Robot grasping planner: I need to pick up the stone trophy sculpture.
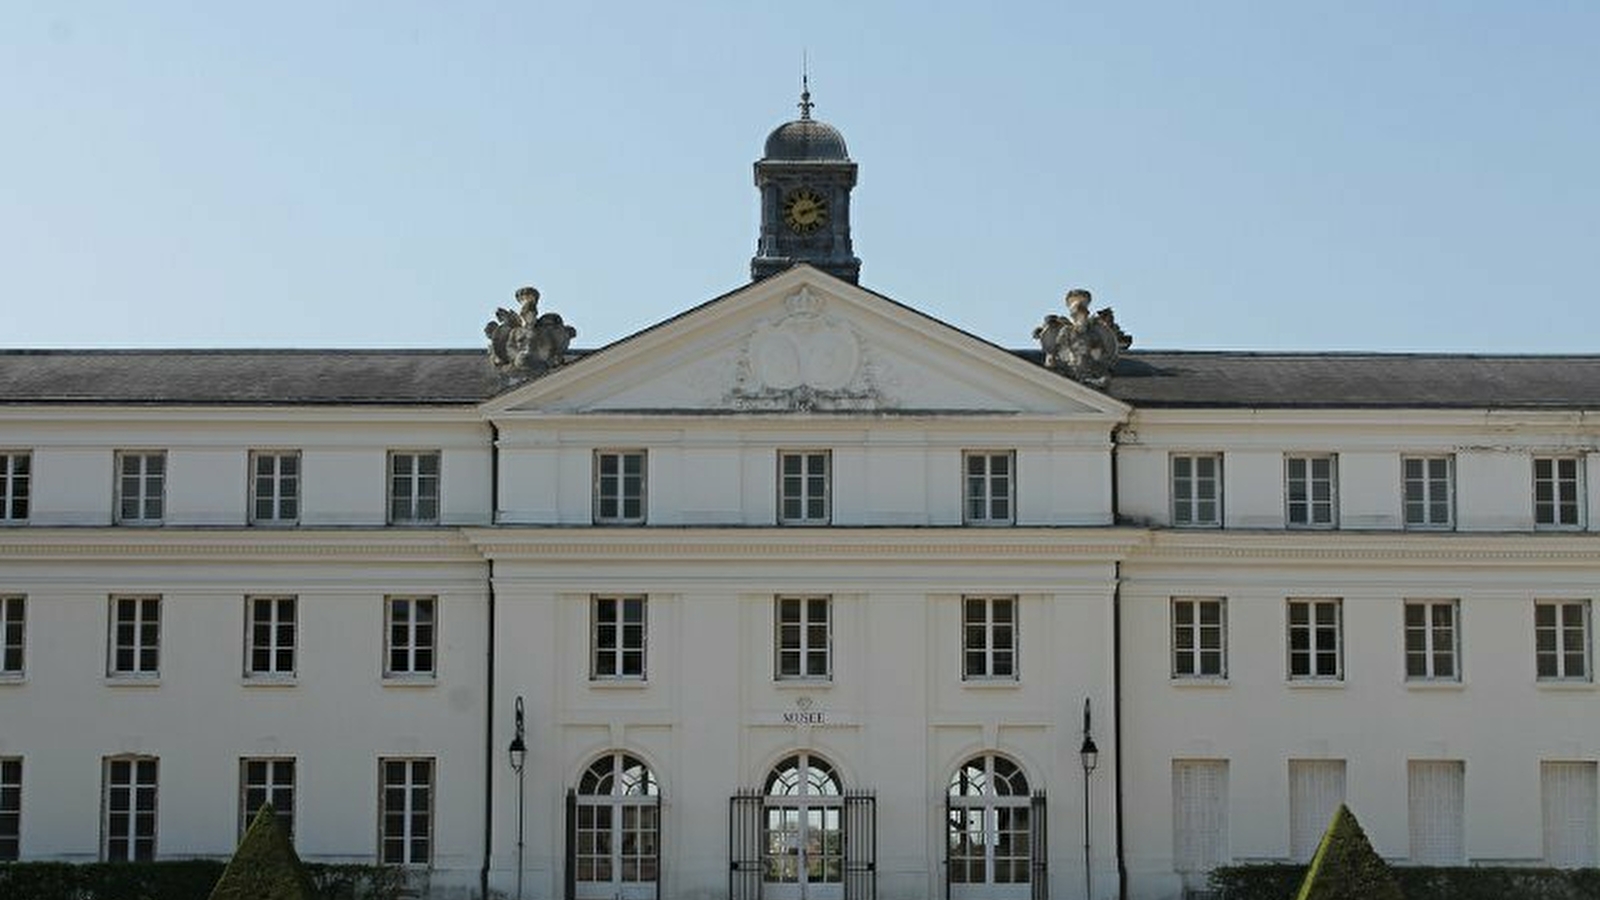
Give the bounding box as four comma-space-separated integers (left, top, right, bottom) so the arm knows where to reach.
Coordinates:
485, 286, 576, 379
1033, 289, 1132, 388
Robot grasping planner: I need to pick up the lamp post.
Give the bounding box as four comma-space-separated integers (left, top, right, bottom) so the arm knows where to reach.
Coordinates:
1079, 697, 1099, 900
508, 696, 527, 900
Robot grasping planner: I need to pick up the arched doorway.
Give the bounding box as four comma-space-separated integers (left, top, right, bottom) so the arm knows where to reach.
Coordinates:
947, 754, 1040, 899
569, 752, 660, 900
763, 752, 844, 900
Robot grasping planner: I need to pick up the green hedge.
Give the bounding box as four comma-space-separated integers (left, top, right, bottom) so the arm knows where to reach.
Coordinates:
0, 860, 411, 900
1213, 862, 1600, 900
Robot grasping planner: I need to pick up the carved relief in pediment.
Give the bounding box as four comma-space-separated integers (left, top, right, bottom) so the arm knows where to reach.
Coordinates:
728, 287, 889, 411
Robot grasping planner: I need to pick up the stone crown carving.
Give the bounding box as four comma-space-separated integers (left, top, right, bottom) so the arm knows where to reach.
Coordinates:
485, 286, 576, 379
1033, 289, 1132, 388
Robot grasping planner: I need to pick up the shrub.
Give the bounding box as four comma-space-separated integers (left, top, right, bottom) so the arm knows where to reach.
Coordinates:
208, 804, 316, 900
1214, 861, 1600, 900
1292, 804, 1403, 900
0, 858, 411, 900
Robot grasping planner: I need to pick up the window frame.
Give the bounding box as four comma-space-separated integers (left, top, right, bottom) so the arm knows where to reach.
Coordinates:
244, 596, 298, 681
0, 757, 19, 862
249, 450, 301, 526
1534, 455, 1585, 531
1535, 599, 1591, 682
777, 450, 831, 526
1286, 598, 1343, 682
962, 450, 1016, 526
0, 595, 23, 679
1284, 453, 1337, 529
101, 755, 158, 862
107, 595, 161, 679
1171, 453, 1223, 528
114, 450, 166, 526
592, 449, 648, 525
0, 451, 30, 524
1402, 454, 1455, 530
1171, 597, 1228, 681
961, 595, 1019, 681
590, 595, 647, 681
239, 757, 296, 841
774, 595, 832, 681
378, 757, 434, 866
1404, 599, 1461, 683
384, 596, 437, 680
387, 450, 441, 526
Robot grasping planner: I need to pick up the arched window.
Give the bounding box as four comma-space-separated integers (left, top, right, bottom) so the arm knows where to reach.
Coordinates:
948, 754, 1033, 896
573, 753, 659, 899
762, 753, 844, 897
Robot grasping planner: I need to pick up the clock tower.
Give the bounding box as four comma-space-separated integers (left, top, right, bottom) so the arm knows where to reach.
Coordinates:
751, 84, 862, 284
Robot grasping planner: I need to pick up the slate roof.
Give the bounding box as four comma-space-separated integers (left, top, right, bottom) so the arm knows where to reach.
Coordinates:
0, 348, 1597, 410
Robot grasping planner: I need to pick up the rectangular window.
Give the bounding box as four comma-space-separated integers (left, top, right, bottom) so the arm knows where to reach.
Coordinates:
1408, 760, 1465, 865
1172, 759, 1229, 874
1172, 598, 1227, 679
115, 451, 165, 525
245, 596, 297, 679
1536, 600, 1590, 681
385, 596, 436, 678
962, 596, 1017, 680
0, 758, 19, 861
102, 756, 158, 862
775, 595, 831, 680
379, 758, 433, 865
1, 596, 23, 677
0, 452, 29, 522
1542, 761, 1598, 868
1535, 456, 1585, 529
778, 451, 830, 525
591, 596, 647, 679
1287, 598, 1342, 681
108, 596, 160, 678
250, 451, 300, 525
1403, 455, 1454, 529
388, 451, 440, 525
1172, 454, 1222, 527
1404, 600, 1460, 682
1288, 759, 1346, 862
1285, 454, 1337, 529
240, 758, 295, 840
593, 450, 647, 524
964, 451, 1015, 525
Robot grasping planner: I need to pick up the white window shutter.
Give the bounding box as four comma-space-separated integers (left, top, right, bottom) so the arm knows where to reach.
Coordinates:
1408, 760, 1465, 864
1542, 761, 1598, 867
1173, 760, 1229, 873
1289, 760, 1346, 862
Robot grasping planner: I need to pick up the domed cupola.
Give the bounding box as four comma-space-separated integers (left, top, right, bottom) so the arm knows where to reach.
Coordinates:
751, 81, 862, 284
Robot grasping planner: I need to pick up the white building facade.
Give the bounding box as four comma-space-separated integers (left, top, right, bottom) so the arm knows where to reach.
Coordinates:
2, 101, 1599, 900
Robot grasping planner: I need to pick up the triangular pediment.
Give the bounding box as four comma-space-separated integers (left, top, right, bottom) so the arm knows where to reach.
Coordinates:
481, 266, 1129, 419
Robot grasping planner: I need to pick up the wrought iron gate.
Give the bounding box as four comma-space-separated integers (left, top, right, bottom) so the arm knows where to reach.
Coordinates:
842, 790, 876, 900
730, 789, 764, 900
1030, 790, 1049, 900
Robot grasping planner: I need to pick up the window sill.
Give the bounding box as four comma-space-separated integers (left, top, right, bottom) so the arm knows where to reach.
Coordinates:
0, 674, 26, 685
774, 679, 832, 689
1404, 680, 1465, 691
241, 676, 298, 687
249, 521, 301, 528
1285, 679, 1345, 689
961, 678, 1022, 689
381, 675, 438, 688
1535, 680, 1596, 691
1171, 677, 1230, 688
588, 678, 648, 690
105, 676, 161, 687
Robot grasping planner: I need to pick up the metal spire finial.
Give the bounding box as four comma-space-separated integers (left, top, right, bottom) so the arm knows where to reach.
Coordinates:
798, 52, 813, 120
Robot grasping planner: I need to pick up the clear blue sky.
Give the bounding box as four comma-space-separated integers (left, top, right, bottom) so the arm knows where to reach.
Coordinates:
3, 2, 1597, 352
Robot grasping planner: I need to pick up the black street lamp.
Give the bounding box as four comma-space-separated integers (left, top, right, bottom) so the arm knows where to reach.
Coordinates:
1080, 697, 1099, 900
508, 696, 527, 900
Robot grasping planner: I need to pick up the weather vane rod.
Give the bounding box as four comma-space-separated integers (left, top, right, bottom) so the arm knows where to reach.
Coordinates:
799, 50, 813, 119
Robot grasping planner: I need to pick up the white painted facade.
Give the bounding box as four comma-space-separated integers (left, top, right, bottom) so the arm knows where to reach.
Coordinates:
2, 266, 1599, 900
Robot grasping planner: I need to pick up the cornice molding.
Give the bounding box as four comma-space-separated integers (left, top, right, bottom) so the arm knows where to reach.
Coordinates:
1134, 530, 1600, 566
0, 529, 482, 563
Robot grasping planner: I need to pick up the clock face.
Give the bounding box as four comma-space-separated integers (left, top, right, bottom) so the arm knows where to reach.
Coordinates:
784, 188, 829, 234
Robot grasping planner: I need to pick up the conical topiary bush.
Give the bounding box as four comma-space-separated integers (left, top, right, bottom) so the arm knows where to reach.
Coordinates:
207, 804, 317, 900
1292, 803, 1404, 900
